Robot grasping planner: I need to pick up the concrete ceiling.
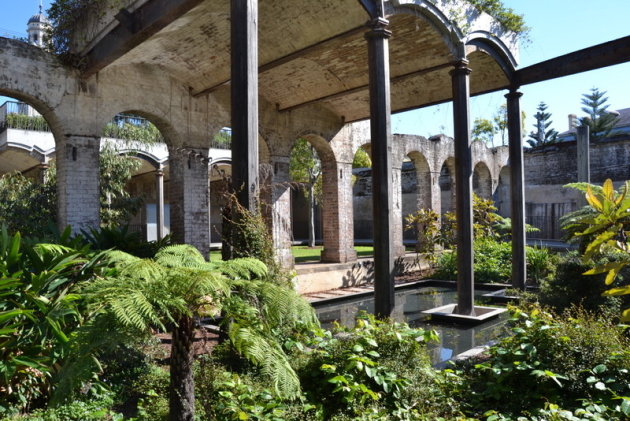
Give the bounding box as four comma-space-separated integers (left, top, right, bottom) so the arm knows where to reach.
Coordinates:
86, 0, 514, 122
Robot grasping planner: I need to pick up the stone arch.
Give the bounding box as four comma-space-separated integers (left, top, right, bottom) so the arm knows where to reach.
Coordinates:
473, 161, 493, 199
465, 32, 517, 79
386, 0, 465, 58
402, 151, 432, 242
98, 109, 179, 148
352, 141, 373, 242
439, 157, 456, 214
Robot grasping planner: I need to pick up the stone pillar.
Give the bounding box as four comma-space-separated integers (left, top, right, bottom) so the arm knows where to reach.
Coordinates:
506, 89, 527, 290
321, 160, 357, 263
169, 148, 210, 257
56, 135, 100, 233
430, 171, 442, 214
231, 0, 259, 211
37, 163, 50, 185
270, 155, 294, 268
156, 167, 165, 240
366, 15, 395, 318
391, 165, 405, 256
451, 60, 474, 316
576, 125, 590, 208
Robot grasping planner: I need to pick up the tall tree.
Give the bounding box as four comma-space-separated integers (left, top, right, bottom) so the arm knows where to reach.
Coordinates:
527, 102, 558, 147
472, 117, 496, 145
579, 88, 619, 141
289, 139, 321, 247
493, 104, 508, 146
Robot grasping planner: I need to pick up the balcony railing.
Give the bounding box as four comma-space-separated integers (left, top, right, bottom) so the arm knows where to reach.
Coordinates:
211, 128, 232, 150
0, 101, 51, 132
103, 114, 164, 144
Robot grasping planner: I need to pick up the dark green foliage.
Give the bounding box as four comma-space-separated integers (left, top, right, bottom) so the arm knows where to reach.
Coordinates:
292, 314, 446, 420
467, 0, 529, 36
434, 239, 556, 284
3, 113, 50, 132
99, 143, 143, 228
0, 230, 105, 415
81, 225, 172, 258
103, 121, 162, 144
0, 172, 56, 238
579, 88, 619, 141
455, 306, 630, 419
539, 251, 629, 315
527, 102, 558, 147
1, 392, 123, 421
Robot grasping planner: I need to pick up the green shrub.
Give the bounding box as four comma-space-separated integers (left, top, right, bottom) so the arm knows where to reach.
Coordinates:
434, 239, 557, 284
1, 393, 122, 421
456, 305, 630, 419
540, 251, 628, 315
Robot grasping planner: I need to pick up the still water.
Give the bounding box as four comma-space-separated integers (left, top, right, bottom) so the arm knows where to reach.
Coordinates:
313, 286, 509, 365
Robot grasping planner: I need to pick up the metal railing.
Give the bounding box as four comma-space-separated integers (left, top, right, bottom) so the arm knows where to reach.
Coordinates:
102, 113, 164, 144
211, 128, 232, 150
0, 101, 51, 132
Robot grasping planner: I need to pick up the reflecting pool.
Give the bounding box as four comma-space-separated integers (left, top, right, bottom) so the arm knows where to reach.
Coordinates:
313, 285, 509, 365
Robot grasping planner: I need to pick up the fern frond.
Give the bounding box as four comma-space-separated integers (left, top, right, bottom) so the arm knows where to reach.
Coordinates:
228, 323, 301, 399
205, 257, 268, 281
154, 244, 206, 268
99, 249, 142, 269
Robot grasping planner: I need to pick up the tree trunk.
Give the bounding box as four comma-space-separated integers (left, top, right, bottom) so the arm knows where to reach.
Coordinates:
308, 184, 315, 247
169, 315, 195, 421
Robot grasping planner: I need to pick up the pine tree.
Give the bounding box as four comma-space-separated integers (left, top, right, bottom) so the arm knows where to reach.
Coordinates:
579, 88, 619, 141
527, 102, 558, 147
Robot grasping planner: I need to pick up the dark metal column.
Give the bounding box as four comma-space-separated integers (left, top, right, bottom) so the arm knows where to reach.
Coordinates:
451, 60, 474, 316
231, 0, 259, 211
506, 89, 527, 290
366, 16, 395, 318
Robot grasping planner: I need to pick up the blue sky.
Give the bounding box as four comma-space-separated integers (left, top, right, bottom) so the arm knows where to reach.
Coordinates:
1, 0, 629, 144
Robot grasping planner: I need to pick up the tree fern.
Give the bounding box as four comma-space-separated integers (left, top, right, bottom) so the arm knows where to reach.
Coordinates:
228, 323, 301, 399
155, 244, 206, 268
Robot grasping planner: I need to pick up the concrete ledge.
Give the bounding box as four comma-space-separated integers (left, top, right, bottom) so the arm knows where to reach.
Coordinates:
294, 252, 431, 295
422, 304, 507, 325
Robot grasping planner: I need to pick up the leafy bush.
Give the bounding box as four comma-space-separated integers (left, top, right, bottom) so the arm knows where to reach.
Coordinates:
1, 392, 123, 421
0, 230, 105, 415
455, 306, 630, 419
539, 250, 628, 315
434, 239, 557, 284
0, 172, 56, 238
291, 314, 452, 420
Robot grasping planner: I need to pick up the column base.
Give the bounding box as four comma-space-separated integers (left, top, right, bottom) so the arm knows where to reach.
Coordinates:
275, 248, 295, 269
321, 247, 358, 263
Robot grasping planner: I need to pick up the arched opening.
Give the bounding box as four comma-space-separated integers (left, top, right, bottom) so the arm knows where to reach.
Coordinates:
209, 159, 231, 244
473, 161, 493, 199
0, 96, 57, 237
289, 137, 324, 250
439, 157, 456, 214
352, 143, 372, 243
404, 151, 432, 243
100, 112, 169, 238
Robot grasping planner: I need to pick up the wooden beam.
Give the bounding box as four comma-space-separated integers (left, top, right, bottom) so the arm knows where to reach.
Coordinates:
506, 89, 526, 290
82, 0, 204, 76
279, 62, 452, 112
367, 17, 395, 319
231, 0, 259, 211
192, 25, 366, 97
451, 59, 474, 316
514, 35, 630, 86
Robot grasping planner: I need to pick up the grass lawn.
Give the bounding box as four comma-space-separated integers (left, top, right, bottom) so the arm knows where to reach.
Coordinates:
209, 245, 416, 262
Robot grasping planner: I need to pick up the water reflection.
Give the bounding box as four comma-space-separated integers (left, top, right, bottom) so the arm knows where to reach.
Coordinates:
314, 286, 509, 365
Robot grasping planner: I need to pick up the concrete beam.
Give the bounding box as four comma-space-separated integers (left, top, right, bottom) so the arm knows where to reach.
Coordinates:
82, 0, 204, 76
514, 35, 630, 87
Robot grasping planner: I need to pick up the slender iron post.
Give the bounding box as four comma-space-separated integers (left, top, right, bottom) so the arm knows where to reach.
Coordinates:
366, 16, 395, 318
506, 88, 527, 290
451, 60, 474, 315
156, 167, 165, 239
231, 0, 259, 210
